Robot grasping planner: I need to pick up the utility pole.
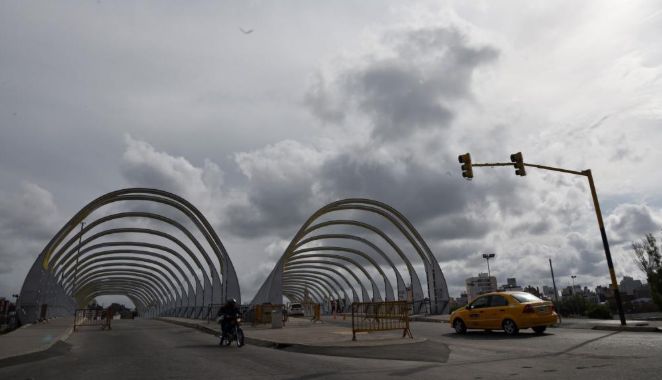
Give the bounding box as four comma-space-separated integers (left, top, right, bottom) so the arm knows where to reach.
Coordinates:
549, 258, 561, 323
459, 153, 627, 325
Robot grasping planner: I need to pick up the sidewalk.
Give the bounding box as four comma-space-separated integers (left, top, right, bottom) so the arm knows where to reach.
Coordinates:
0, 317, 74, 362
559, 317, 662, 332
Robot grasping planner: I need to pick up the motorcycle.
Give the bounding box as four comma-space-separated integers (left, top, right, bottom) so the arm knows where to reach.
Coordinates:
218, 314, 245, 347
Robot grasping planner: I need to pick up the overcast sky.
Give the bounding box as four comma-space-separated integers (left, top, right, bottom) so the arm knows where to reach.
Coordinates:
2, 1, 662, 305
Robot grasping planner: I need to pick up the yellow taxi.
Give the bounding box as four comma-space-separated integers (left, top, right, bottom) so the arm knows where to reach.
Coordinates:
450, 291, 559, 336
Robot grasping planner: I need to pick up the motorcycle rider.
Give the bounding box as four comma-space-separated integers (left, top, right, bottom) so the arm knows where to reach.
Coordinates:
217, 298, 241, 340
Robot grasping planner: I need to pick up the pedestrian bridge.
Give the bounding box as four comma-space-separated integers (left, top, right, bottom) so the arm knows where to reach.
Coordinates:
17, 188, 240, 324
17, 190, 449, 324
250, 199, 450, 314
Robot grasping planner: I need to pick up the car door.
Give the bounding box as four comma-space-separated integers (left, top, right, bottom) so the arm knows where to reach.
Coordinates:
465, 295, 490, 328
483, 295, 509, 329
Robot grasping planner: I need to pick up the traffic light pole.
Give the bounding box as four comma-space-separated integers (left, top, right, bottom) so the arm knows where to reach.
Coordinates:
584, 169, 627, 326
469, 160, 627, 326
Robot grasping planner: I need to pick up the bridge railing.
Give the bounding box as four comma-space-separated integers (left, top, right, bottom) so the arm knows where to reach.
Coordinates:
73, 309, 111, 331
409, 299, 431, 315
351, 301, 412, 341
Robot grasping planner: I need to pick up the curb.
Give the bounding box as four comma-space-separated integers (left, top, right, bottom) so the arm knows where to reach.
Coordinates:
410, 317, 448, 323
592, 325, 662, 333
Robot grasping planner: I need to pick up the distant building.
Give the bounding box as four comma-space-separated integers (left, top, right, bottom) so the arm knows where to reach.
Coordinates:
450, 293, 469, 310
542, 285, 557, 299
466, 273, 497, 301
0, 297, 16, 330
595, 285, 613, 303
457, 292, 468, 307
499, 277, 523, 291
620, 276, 644, 296
562, 285, 582, 297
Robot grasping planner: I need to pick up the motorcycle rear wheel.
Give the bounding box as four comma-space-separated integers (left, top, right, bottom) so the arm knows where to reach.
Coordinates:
236, 328, 244, 347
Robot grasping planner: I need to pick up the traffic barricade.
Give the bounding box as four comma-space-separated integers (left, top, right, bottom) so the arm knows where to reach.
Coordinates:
351, 301, 412, 341
302, 302, 321, 322
73, 309, 112, 331
251, 304, 284, 326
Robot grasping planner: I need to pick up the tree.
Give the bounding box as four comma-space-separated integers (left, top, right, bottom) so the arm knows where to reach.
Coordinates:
631, 233, 662, 310
558, 294, 588, 317
523, 285, 540, 297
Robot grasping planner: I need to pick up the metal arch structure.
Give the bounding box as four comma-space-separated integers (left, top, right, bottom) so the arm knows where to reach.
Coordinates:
58, 251, 199, 316
250, 199, 450, 314
16, 188, 240, 324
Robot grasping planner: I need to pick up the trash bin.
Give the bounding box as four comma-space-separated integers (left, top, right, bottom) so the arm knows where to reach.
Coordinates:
271, 310, 283, 329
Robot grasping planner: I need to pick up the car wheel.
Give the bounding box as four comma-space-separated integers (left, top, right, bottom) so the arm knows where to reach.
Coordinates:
453, 319, 467, 334
502, 319, 519, 336
532, 326, 546, 334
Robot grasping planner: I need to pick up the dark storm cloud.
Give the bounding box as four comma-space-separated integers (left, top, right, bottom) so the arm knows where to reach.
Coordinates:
318, 153, 468, 220
306, 27, 499, 141
511, 218, 553, 236
224, 185, 318, 239
348, 61, 455, 140
606, 203, 661, 245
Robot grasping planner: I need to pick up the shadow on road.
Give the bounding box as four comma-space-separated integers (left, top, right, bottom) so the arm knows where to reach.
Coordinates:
280, 340, 450, 363
442, 331, 553, 341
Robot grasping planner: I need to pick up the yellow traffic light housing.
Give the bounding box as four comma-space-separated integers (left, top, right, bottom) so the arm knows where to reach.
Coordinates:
458, 153, 473, 179
510, 152, 526, 176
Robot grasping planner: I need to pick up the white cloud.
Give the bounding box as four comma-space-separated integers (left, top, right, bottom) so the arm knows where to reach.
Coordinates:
3, 1, 662, 303
0, 183, 61, 296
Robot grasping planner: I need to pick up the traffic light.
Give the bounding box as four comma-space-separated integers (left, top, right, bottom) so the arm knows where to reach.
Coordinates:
458, 153, 473, 179
510, 152, 526, 176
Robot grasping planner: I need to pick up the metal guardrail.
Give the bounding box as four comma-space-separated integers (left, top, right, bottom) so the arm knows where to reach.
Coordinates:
351, 301, 412, 341
205, 303, 223, 323
73, 309, 112, 331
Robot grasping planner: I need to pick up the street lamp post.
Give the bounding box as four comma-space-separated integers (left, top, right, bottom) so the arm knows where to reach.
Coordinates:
482, 253, 495, 278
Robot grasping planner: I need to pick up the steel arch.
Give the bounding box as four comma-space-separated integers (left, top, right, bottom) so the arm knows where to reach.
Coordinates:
251, 199, 450, 314
16, 188, 241, 324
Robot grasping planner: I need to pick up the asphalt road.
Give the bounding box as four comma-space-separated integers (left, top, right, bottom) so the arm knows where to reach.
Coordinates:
1, 319, 661, 379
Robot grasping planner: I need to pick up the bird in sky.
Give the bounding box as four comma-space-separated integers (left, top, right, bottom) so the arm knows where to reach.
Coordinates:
239, 27, 253, 34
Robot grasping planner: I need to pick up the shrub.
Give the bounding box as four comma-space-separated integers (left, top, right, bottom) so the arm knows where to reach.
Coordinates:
585, 304, 612, 319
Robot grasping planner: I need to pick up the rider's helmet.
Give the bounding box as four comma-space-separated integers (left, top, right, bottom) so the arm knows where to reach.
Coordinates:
226, 298, 237, 306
